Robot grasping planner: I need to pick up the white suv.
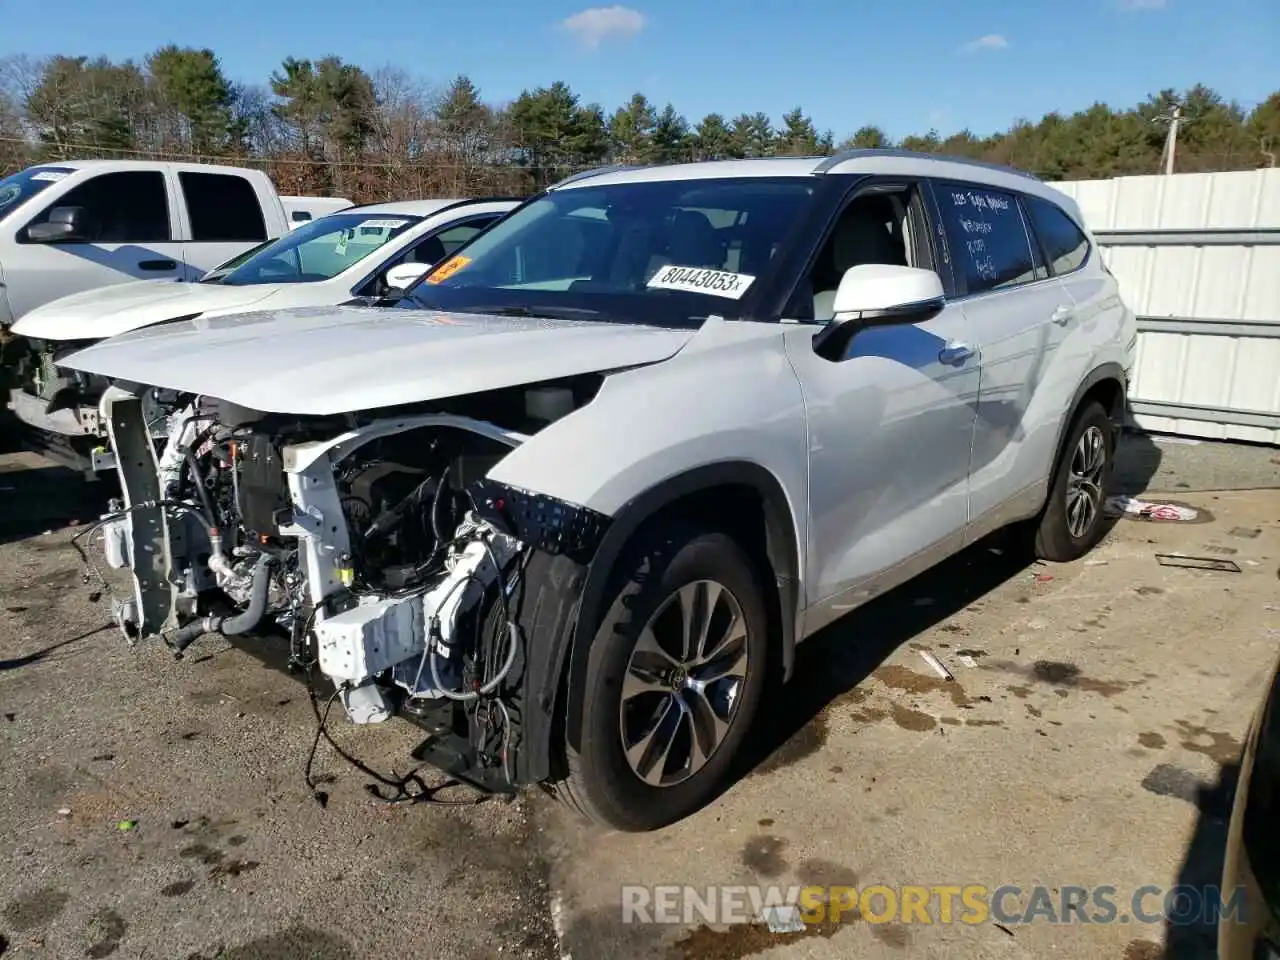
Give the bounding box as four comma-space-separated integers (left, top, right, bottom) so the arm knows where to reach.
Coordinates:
61, 151, 1136, 831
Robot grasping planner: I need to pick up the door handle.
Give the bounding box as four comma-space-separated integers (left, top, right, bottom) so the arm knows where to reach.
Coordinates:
938, 343, 975, 365
1052, 305, 1074, 326
138, 259, 177, 272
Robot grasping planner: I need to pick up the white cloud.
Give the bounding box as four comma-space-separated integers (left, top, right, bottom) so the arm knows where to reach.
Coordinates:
1119, 0, 1166, 9
961, 34, 1009, 53
561, 6, 647, 49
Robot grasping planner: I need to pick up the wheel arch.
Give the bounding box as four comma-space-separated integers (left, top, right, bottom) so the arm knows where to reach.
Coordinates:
1050, 361, 1128, 478
561, 461, 803, 759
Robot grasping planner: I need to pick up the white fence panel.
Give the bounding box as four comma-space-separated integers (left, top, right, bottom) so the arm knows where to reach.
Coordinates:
1050, 169, 1280, 444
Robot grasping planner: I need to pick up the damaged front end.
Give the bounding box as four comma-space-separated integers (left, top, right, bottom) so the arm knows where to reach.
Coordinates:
94, 379, 610, 795
6, 338, 181, 475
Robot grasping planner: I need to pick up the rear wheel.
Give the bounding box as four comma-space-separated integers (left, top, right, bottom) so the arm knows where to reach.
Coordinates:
1031, 401, 1114, 562
558, 525, 767, 831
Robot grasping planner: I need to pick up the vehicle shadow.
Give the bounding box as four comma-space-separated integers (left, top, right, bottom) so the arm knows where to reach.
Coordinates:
0, 450, 114, 546
1113, 426, 1166, 497
734, 422, 1165, 780
0, 622, 113, 672
734, 529, 1034, 777
1162, 762, 1241, 959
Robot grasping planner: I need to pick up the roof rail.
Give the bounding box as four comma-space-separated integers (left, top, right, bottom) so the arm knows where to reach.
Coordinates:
815, 148, 1042, 182
547, 164, 637, 190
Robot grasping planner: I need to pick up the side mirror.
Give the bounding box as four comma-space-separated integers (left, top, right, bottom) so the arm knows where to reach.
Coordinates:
831, 264, 945, 323
26, 206, 89, 243
384, 262, 431, 291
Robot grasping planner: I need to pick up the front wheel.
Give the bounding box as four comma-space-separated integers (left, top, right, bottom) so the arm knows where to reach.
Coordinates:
558, 526, 768, 831
1031, 400, 1114, 562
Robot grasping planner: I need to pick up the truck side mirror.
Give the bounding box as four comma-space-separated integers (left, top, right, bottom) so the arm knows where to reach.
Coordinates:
27, 206, 90, 243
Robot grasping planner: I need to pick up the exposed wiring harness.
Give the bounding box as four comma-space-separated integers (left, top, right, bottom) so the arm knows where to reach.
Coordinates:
298, 598, 487, 808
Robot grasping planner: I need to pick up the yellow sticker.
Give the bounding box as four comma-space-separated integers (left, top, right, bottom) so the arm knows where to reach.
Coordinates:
425, 255, 471, 284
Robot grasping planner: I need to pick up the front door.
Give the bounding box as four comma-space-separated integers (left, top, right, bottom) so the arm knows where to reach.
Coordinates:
783, 181, 979, 632
8, 170, 185, 319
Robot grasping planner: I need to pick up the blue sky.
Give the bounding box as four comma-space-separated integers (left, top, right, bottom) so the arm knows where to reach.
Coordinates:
0, 0, 1275, 139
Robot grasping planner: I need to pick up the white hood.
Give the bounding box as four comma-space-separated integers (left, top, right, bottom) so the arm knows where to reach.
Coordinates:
61, 305, 696, 416
11, 280, 285, 340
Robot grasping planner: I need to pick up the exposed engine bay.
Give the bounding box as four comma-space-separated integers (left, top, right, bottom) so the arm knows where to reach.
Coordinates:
84, 376, 610, 798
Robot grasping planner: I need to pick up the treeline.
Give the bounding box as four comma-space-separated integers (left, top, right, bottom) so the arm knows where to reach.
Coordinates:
1, 49, 1277, 203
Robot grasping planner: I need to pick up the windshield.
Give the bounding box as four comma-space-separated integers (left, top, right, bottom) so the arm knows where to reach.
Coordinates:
400, 177, 816, 324
201, 238, 277, 282
220, 211, 422, 286
0, 166, 76, 221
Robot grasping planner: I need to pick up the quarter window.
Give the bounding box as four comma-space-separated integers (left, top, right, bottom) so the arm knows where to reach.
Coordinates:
1025, 196, 1089, 276
26, 171, 170, 243
179, 172, 267, 242
934, 183, 1037, 295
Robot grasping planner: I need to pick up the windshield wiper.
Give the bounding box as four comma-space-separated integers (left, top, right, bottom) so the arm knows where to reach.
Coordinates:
474, 304, 606, 321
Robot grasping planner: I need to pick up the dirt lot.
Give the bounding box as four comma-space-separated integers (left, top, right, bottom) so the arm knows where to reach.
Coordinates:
0, 434, 1277, 960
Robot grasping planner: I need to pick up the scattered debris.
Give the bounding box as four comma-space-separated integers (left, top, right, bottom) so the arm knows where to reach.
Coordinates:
1105, 495, 1198, 522
1084, 558, 1109, 566
116, 819, 137, 832
761, 904, 806, 934
57, 808, 71, 817
918, 650, 954, 681
988, 547, 1004, 556
994, 922, 1016, 937
1155, 554, 1241, 573
957, 655, 978, 669
1034, 574, 1054, 583
1227, 526, 1261, 540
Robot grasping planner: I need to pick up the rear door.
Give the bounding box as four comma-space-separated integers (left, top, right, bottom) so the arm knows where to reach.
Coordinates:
175, 170, 270, 278
929, 179, 1073, 538
7, 170, 185, 318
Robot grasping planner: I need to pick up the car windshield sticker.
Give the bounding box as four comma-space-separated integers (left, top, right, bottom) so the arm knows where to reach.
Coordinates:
359, 218, 409, 230
31, 170, 70, 182
425, 255, 471, 284
646, 265, 755, 300
334, 232, 348, 255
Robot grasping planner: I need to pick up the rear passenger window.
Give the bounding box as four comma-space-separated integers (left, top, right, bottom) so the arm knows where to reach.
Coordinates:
179, 172, 267, 242
935, 183, 1037, 295
1025, 196, 1089, 276
27, 171, 170, 243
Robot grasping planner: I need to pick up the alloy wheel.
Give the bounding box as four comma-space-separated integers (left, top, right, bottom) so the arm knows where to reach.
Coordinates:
1066, 424, 1106, 539
618, 579, 750, 787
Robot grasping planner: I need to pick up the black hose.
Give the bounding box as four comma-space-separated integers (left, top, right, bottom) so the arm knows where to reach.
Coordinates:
165, 553, 276, 656
219, 552, 275, 636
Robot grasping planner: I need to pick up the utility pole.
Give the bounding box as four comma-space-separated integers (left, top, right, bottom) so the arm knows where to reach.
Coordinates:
1153, 103, 1185, 175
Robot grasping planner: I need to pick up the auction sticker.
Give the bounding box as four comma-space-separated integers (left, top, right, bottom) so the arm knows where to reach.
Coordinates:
359, 218, 409, 230
425, 255, 472, 284
31, 170, 70, 182
647, 265, 755, 299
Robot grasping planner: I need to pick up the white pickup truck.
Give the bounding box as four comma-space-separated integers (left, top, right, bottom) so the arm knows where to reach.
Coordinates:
0, 159, 294, 325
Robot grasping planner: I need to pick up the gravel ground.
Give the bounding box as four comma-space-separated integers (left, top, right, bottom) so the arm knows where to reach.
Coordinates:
0, 433, 1277, 959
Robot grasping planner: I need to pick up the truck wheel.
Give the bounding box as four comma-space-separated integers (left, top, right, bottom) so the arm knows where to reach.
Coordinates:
1032, 401, 1114, 562
560, 525, 767, 831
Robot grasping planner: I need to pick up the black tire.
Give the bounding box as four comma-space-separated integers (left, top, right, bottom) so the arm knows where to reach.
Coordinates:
558, 525, 768, 831
1031, 401, 1114, 562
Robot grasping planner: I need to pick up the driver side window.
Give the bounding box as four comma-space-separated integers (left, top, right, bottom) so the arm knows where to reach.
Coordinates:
788, 185, 926, 322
